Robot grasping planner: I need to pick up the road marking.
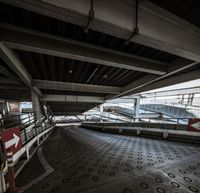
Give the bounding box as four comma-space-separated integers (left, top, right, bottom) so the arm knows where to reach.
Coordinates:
5, 134, 20, 149
191, 122, 200, 130
19, 147, 54, 192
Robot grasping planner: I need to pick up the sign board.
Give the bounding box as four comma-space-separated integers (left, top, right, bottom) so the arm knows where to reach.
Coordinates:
9, 102, 19, 112
1, 128, 22, 154
188, 119, 200, 132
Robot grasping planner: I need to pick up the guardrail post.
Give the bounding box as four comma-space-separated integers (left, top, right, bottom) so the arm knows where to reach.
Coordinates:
0, 164, 6, 193
176, 118, 179, 130
26, 147, 30, 160
23, 128, 28, 144
18, 115, 21, 127
42, 132, 45, 141
28, 113, 31, 124
163, 131, 168, 139
136, 128, 140, 136
34, 124, 38, 136
148, 119, 150, 127
37, 136, 40, 146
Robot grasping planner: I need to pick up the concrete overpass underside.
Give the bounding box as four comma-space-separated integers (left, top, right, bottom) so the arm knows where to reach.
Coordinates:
140, 104, 199, 118
0, 0, 200, 115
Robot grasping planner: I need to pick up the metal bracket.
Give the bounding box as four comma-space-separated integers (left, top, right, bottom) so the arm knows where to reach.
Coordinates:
125, 0, 139, 44
84, 0, 95, 33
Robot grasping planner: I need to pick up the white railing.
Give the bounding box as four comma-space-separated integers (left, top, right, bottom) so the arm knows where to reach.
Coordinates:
1, 124, 55, 193
13, 125, 55, 163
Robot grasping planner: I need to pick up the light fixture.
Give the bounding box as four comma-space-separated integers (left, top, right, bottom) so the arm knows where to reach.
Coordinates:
103, 74, 108, 79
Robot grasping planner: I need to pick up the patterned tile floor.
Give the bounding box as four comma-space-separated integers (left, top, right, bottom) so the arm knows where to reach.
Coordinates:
18, 127, 200, 193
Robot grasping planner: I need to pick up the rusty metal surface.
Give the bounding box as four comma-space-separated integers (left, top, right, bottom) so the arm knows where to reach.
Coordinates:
20, 127, 200, 193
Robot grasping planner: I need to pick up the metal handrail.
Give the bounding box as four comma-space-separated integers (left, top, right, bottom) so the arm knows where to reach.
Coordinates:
0, 112, 54, 145
141, 100, 200, 109
84, 113, 131, 123
0, 113, 35, 130
83, 111, 194, 131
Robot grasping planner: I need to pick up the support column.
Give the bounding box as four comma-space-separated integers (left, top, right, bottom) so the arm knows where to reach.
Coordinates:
31, 90, 42, 131
0, 101, 8, 118
6, 150, 17, 193
133, 96, 140, 122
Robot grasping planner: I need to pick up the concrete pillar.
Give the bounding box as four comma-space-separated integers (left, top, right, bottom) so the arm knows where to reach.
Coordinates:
31, 91, 42, 130
133, 96, 140, 122
0, 101, 8, 118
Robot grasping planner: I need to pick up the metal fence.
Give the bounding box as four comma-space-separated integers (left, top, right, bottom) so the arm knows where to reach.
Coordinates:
0, 113, 54, 145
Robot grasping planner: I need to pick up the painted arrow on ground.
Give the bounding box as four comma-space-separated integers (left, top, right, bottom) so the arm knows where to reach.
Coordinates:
191, 122, 200, 131
5, 133, 20, 149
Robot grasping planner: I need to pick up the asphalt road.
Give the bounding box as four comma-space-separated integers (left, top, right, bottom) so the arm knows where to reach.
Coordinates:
17, 126, 200, 193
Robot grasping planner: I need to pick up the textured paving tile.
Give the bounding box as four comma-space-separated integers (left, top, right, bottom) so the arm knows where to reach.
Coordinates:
22, 127, 200, 193
16, 152, 45, 187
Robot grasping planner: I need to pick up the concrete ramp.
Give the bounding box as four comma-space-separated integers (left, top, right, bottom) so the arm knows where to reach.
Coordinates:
141, 104, 199, 118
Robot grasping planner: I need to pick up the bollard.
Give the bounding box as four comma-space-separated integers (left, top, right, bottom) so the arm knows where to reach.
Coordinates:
163, 131, 168, 139
6, 150, 18, 193
0, 164, 6, 193
136, 128, 140, 136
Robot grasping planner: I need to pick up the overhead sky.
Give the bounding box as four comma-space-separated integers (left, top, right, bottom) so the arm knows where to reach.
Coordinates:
143, 79, 200, 93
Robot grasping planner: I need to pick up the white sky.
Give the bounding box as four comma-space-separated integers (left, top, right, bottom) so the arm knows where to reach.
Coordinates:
143, 78, 200, 93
